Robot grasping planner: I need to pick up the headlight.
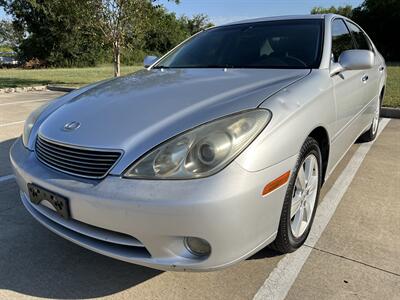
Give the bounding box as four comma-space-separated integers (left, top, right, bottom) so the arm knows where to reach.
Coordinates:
124, 109, 271, 179
22, 102, 51, 148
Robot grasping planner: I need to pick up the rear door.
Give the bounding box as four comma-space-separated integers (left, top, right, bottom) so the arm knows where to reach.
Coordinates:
345, 20, 381, 106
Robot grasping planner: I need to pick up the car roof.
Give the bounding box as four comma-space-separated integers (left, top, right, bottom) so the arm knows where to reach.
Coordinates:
220, 14, 330, 27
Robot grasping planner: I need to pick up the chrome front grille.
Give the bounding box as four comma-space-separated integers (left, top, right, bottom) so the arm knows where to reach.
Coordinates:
35, 136, 122, 179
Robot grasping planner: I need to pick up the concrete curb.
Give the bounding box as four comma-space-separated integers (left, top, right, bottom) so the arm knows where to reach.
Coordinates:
0, 85, 77, 94
46, 85, 76, 92
381, 107, 400, 119
0, 86, 47, 93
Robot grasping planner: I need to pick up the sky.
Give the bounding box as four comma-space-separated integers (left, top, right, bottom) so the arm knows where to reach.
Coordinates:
0, 1, 364, 24
160, 0, 364, 25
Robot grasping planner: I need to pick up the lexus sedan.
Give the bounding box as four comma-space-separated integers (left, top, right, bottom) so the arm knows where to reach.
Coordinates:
10, 14, 386, 271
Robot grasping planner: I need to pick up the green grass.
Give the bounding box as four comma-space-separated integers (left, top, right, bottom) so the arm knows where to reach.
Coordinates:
1, 64, 399, 107
384, 65, 400, 108
0, 65, 142, 89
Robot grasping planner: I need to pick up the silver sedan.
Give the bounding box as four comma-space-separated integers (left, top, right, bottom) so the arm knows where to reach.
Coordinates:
10, 14, 386, 271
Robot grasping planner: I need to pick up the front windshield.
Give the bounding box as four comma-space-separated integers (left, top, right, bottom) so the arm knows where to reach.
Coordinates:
155, 19, 323, 69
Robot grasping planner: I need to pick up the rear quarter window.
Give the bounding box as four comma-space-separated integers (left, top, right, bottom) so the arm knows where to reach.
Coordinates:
345, 21, 373, 51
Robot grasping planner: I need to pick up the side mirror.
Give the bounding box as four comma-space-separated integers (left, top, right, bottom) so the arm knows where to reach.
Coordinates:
143, 56, 158, 68
330, 50, 374, 76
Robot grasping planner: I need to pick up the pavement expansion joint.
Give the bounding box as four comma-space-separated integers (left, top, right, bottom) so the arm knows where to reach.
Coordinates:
303, 244, 400, 277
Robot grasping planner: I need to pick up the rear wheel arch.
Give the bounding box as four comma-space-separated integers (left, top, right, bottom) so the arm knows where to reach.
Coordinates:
380, 86, 385, 106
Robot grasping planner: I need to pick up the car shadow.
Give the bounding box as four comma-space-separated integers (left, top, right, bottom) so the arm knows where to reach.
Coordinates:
0, 138, 17, 177
0, 137, 162, 299
248, 246, 281, 260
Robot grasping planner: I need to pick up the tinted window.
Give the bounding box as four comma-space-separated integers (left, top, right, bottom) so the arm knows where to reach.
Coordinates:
331, 19, 355, 62
155, 20, 323, 69
345, 21, 372, 50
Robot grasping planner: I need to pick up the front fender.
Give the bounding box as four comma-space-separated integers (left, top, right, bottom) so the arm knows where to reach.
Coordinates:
235, 69, 335, 172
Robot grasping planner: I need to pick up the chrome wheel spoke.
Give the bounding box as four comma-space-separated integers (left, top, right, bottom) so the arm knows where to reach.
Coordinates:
308, 175, 318, 192
304, 199, 312, 222
292, 207, 304, 237
290, 153, 319, 238
304, 156, 313, 181
296, 166, 306, 190
291, 193, 302, 218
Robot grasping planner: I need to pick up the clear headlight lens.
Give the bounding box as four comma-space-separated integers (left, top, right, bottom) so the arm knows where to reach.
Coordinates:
124, 109, 271, 179
22, 102, 51, 148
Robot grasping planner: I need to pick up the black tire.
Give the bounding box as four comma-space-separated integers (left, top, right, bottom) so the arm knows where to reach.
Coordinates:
271, 137, 322, 253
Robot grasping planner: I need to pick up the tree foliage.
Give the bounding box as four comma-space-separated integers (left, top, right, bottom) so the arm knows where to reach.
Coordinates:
2, 0, 106, 66
311, 0, 400, 61
0, 20, 18, 48
82, 0, 180, 76
0, 0, 214, 70
311, 5, 353, 18
353, 0, 400, 61
179, 13, 214, 35
144, 7, 189, 56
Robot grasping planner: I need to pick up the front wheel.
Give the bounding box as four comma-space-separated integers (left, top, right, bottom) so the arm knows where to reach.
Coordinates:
271, 137, 322, 253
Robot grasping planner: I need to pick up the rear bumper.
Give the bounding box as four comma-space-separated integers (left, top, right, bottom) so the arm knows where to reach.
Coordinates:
10, 137, 297, 271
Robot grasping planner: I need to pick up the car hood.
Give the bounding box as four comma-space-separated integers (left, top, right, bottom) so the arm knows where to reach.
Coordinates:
39, 68, 309, 173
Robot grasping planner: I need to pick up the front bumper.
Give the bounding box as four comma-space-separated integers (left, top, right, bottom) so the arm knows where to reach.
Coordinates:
10, 138, 296, 271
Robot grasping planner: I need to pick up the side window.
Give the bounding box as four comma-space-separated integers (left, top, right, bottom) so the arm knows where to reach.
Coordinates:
345, 21, 372, 51
331, 19, 355, 62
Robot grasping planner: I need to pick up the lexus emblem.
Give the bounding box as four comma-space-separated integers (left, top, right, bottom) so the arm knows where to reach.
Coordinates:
63, 121, 81, 131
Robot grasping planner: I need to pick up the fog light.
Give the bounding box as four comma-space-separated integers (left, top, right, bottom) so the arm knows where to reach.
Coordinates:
184, 237, 211, 257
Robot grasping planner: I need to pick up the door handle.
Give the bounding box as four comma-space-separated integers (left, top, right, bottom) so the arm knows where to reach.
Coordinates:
379, 66, 385, 72
361, 74, 369, 83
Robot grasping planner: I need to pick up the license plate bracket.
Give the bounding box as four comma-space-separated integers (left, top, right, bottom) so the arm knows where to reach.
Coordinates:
28, 183, 70, 219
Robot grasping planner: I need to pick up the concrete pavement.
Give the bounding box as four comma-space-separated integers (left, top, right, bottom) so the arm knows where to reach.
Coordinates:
0, 91, 399, 299
286, 119, 400, 300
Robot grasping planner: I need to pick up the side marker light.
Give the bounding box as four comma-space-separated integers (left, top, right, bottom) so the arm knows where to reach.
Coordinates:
262, 171, 291, 196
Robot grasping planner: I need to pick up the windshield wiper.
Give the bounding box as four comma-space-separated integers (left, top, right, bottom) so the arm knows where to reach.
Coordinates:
152, 65, 171, 69
153, 64, 236, 69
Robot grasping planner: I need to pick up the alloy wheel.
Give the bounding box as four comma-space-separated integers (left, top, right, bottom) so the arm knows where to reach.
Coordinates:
372, 101, 380, 136
290, 154, 319, 238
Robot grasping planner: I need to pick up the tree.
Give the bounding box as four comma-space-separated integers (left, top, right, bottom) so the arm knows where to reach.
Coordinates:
0, 20, 18, 48
1, 0, 214, 68
143, 7, 189, 55
311, 5, 353, 18
352, 0, 400, 61
180, 14, 214, 36
85, 0, 179, 77
1, 0, 106, 66
86, 0, 144, 77
311, 1, 400, 61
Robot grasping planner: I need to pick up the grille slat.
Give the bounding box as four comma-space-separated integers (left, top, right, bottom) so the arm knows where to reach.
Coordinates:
37, 138, 119, 159
36, 150, 109, 172
36, 142, 117, 163
36, 143, 113, 167
35, 136, 122, 179
36, 149, 114, 176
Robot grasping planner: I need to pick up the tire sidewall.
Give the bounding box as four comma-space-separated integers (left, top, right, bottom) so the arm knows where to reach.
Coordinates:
371, 100, 381, 139
285, 139, 322, 248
